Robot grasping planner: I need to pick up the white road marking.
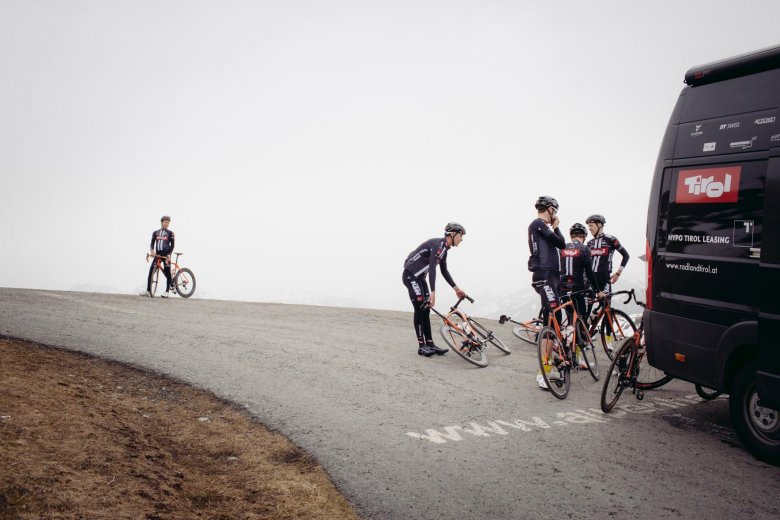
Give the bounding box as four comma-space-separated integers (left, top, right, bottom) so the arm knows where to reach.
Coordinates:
406, 395, 706, 444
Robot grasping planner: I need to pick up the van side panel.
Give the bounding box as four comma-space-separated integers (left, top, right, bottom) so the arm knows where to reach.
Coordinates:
757, 155, 780, 407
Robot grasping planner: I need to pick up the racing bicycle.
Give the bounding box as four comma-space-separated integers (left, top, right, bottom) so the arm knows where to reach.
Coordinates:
600, 299, 674, 412
499, 310, 543, 346
429, 296, 510, 367
587, 289, 640, 360
146, 253, 196, 298
532, 282, 600, 399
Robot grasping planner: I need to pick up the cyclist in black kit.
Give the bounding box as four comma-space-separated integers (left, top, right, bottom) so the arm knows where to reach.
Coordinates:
403, 222, 468, 357
586, 214, 629, 341
528, 196, 565, 389
560, 223, 605, 368
143, 215, 175, 298
585, 214, 629, 294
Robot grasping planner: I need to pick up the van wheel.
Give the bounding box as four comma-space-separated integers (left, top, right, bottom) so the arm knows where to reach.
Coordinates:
729, 364, 780, 465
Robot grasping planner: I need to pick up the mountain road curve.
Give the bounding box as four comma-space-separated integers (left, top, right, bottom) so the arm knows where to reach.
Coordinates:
1, 288, 778, 519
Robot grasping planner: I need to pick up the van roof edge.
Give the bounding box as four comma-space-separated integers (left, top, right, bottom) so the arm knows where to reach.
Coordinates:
684, 44, 780, 87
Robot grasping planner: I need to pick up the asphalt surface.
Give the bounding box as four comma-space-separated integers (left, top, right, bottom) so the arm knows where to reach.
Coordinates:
1, 288, 779, 519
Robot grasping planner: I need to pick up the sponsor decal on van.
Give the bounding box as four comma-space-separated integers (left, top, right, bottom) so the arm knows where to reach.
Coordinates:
730, 137, 757, 150
676, 166, 741, 204
754, 117, 776, 125
703, 142, 716, 152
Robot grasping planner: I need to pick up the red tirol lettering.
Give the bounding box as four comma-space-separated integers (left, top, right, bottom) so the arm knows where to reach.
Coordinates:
676, 166, 741, 204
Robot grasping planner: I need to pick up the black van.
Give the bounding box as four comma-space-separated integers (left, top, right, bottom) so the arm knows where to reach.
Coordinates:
645, 45, 780, 463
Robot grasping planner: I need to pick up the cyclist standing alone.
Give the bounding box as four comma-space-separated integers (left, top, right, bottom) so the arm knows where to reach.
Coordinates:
144, 215, 175, 298
402, 223, 468, 357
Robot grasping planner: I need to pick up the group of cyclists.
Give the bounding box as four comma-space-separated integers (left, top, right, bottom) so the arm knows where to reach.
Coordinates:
402, 196, 630, 390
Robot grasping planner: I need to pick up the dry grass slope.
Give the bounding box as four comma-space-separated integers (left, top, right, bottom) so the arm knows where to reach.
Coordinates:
0, 338, 360, 520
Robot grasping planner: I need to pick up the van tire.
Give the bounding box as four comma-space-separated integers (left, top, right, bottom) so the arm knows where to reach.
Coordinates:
729, 363, 780, 465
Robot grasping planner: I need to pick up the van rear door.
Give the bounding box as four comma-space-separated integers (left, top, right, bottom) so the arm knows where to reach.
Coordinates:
652, 108, 777, 387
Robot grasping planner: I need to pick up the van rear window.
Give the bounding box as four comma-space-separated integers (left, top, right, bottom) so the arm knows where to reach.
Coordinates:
658, 160, 766, 258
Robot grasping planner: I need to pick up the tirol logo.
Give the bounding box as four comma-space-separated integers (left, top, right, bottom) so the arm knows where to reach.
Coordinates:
676, 166, 741, 204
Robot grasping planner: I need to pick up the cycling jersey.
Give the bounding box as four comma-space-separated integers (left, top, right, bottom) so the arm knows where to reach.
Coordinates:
528, 218, 565, 272
403, 237, 456, 292
587, 233, 629, 274
150, 228, 175, 256
560, 242, 598, 291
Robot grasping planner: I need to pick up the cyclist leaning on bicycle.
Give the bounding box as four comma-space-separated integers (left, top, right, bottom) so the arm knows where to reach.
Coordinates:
143, 215, 175, 298
585, 214, 629, 326
560, 222, 604, 323
402, 222, 468, 357
528, 196, 566, 389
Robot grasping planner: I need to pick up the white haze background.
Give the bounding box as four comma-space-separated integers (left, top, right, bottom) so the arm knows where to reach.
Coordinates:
2, 0, 779, 317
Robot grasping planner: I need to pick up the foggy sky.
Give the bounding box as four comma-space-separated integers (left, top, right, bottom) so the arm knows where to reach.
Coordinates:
2, 0, 779, 312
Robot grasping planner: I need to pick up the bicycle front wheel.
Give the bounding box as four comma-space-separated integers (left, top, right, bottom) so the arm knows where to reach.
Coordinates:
150, 266, 160, 297
575, 317, 599, 381
537, 326, 569, 399
512, 319, 542, 345
174, 268, 196, 298
598, 309, 636, 360
695, 384, 723, 400
471, 320, 510, 354
439, 325, 488, 367
601, 338, 634, 413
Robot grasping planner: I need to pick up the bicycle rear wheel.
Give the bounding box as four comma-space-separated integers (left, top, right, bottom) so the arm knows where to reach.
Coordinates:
471, 320, 510, 354
537, 326, 569, 399
174, 268, 196, 298
601, 338, 635, 413
150, 266, 160, 297
439, 325, 488, 367
635, 352, 673, 390
575, 317, 599, 381
598, 309, 636, 360
512, 319, 542, 345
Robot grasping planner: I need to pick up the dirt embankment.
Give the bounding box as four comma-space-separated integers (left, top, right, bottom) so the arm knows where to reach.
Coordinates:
0, 338, 360, 519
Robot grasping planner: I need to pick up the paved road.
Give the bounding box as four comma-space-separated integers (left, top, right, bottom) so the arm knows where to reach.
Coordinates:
1, 288, 779, 519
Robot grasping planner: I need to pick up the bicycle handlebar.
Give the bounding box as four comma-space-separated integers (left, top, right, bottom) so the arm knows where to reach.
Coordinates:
498, 314, 522, 325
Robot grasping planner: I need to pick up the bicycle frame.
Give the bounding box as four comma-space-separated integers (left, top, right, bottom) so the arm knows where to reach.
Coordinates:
587, 290, 635, 339
430, 297, 482, 348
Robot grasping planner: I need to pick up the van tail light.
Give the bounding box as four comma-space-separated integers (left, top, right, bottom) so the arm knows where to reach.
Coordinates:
646, 239, 653, 309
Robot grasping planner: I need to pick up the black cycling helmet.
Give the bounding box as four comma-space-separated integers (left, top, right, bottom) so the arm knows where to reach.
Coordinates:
535, 196, 559, 212
161, 215, 171, 222
445, 222, 466, 235
585, 214, 606, 225
570, 223, 587, 236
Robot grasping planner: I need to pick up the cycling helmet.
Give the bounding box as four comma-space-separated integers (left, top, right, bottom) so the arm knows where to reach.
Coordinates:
585, 214, 606, 225
570, 223, 587, 236
534, 196, 559, 211
445, 222, 466, 235
161, 215, 171, 222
